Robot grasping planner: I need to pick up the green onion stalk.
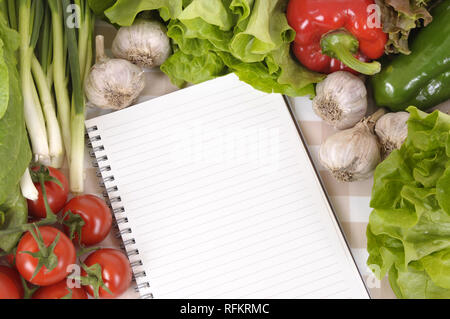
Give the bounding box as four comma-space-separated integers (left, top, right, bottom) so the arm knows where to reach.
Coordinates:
47, 0, 71, 162
58, 0, 95, 193
69, 0, 94, 193
17, 0, 52, 167
9, 0, 65, 169
0, 1, 8, 25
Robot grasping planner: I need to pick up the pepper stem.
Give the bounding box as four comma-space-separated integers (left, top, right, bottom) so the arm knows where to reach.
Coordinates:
320, 29, 381, 75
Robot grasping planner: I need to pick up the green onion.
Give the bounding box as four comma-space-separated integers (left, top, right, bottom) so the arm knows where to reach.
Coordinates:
7, 0, 16, 30
48, 0, 72, 161
31, 54, 64, 168
18, 0, 50, 166
63, 0, 93, 193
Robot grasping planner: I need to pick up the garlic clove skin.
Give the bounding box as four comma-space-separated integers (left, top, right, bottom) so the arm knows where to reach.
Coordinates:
112, 19, 172, 69
85, 35, 146, 110
313, 71, 368, 130
319, 122, 381, 182
375, 112, 410, 158
85, 58, 146, 110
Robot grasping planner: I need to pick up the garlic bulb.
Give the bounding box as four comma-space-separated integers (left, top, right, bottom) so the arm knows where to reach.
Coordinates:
85, 35, 146, 110
313, 71, 367, 130
112, 19, 171, 69
319, 109, 386, 182
375, 112, 410, 158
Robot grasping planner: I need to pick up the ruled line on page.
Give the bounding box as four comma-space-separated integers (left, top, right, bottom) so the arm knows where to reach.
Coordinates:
161, 247, 336, 298
98, 83, 247, 133
138, 200, 316, 252
119, 151, 293, 198
131, 178, 304, 230
145, 224, 328, 279
147, 236, 332, 286
199, 259, 341, 299
130, 177, 304, 228
111, 133, 290, 181
151, 242, 332, 292
126, 163, 301, 216
104, 93, 276, 145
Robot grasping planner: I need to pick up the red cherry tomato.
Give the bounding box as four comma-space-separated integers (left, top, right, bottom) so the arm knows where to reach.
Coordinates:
16, 226, 76, 286
32, 280, 88, 299
0, 266, 24, 299
62, 195, 112, 246
27, 167, 69, 218
82, 249, 132, 299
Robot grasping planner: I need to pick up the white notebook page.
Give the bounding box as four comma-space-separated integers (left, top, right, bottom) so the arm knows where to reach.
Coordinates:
86, 74, 369, 299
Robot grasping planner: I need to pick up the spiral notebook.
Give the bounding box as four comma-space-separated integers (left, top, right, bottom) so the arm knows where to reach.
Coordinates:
86, 74, 369, 299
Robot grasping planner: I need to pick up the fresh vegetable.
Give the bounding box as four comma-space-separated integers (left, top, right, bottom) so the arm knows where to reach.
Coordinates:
5, 0, 66, 169
62, 194, 112, 246
0, 265, 24, 299
372, 1, 450, 111
286, 0, 387, 75
0, 187, 28, 253
319, 109, 385, 182
0, 13, 32, 252
313, 71, 367, 130
17, 0, 51, 167
375, 0, 435, 55
112, 19, 171, 69
16, 226, 76, 286
47, 0, 94, 193
97, 0, 325, 97
367, 107, 450, 299
32, 280, 88, 299
375, 112, 409, 158
81, 248, 132, 299
27, 167, 69, 219
85, 35, 145, 110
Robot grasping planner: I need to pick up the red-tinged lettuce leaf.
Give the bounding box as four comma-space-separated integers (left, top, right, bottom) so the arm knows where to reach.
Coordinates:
376, 0, 434, 55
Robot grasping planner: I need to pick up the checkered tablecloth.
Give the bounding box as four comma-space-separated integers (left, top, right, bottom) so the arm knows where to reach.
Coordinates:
77, 22, 397, 299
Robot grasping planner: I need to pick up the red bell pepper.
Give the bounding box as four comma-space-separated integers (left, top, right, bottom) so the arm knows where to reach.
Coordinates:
287, 0, 387, 75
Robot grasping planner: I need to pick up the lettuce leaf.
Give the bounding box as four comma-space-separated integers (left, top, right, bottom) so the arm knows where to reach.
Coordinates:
0, 15, 31, 252
104, 0, 324, 97
375, 0, 434, 55
367, 106, 450, 298
105, 0, 183, 25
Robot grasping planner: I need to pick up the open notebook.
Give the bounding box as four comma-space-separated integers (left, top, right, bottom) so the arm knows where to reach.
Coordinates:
86, 74, 369, 299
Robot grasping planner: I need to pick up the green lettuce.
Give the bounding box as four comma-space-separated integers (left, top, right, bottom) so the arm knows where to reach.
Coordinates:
0, 15, 31, 252
103, 0, 324, 97
367, 106, 450, 298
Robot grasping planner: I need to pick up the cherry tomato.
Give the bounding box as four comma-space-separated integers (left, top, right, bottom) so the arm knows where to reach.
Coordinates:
62, 195, 112, 246
32, 280, 88, 299
0, 266, 24, 299
82, 249, 132, 299
16, 226, 76, 286
27, 167, 69, 218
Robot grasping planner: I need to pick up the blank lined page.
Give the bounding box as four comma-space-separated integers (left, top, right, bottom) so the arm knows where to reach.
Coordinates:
86, 74, 369, 299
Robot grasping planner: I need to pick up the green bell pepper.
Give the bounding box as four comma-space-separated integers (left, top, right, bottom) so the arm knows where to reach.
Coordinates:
371, 1, 450, 111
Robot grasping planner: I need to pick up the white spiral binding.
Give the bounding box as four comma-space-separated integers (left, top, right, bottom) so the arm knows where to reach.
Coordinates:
87, 125, 154, 299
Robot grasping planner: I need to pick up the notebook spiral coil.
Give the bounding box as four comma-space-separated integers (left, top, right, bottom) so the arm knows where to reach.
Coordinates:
87, 125, 154, 300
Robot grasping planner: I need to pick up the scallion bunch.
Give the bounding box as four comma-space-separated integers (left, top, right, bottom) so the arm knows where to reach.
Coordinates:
3, 0, 94, 194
